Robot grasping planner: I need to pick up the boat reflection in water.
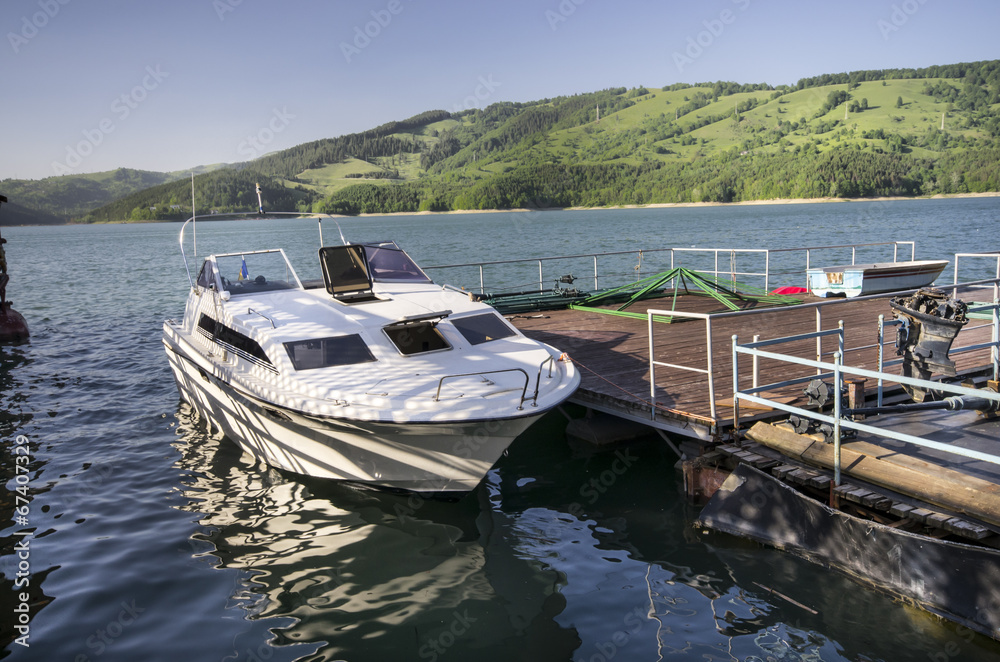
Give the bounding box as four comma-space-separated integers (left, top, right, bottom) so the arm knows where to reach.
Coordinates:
172, 402, 574, 661
172, 403, 1000, 662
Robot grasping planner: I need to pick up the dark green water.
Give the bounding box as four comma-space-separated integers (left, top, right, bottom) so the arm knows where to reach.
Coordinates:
3, 199, 1000, 661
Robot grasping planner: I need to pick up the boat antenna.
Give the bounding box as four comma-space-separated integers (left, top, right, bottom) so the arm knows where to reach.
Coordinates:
191, 172, 197, 257
318, 216, 349, 247
256, 182, 265, 214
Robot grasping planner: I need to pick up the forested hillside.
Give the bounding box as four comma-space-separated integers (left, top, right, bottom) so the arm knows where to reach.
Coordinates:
0, 166, 221, 224
8, 60, 1000, 223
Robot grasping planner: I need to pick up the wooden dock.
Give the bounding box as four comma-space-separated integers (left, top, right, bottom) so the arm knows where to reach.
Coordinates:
511, 288, 996, 442
514, 284, 1000, 537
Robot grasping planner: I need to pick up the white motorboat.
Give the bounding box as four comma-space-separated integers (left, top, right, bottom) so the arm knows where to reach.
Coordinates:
807, 259, 948, 298
162, 213, 580, 493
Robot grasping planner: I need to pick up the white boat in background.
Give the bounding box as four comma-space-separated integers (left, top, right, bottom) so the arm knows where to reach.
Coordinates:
807, 259, 948, 298
162, 213, 580, 493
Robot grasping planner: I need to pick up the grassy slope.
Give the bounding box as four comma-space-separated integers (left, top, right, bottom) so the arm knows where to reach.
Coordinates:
295, 158, 390, 193
516, 78, 981, 170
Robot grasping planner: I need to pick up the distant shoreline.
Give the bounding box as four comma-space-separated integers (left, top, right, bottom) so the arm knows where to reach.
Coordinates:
15, 191, 1000, 226
357, 191, 1000, 218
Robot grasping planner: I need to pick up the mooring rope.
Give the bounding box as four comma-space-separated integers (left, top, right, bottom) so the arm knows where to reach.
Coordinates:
567, 354, 667, 413
567, 354, 715, 423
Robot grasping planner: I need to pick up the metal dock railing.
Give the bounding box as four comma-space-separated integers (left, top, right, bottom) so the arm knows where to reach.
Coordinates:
425, 241, 918, 295
730, 291, 1000, 485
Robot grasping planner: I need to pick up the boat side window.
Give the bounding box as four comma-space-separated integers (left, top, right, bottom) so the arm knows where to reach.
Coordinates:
384, 322, 450, 356
198, 314, 273, 366
451, 313, 518, 345
284, 335, 377, 370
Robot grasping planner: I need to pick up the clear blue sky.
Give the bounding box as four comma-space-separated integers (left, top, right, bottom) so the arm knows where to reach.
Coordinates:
2, 0, 997, 181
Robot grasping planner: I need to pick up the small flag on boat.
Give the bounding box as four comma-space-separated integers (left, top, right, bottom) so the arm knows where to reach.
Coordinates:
239, 256, 249, 281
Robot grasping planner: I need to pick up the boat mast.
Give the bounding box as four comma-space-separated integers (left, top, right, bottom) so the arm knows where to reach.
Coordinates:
191, 172, 197, 257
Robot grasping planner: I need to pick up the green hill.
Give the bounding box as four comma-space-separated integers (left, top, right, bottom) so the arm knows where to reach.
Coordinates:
17, 60, 1000, 223
0, 199, 62, 226
0, 165, 227, 225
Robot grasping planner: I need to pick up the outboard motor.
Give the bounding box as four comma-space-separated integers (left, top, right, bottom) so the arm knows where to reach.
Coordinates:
890, 288, 968, 402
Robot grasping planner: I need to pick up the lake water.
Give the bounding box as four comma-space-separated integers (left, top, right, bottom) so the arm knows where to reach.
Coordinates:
3, 198, 1000, 661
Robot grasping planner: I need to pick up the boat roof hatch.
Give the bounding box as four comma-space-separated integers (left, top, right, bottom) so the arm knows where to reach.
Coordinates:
386, 311, 453, 327
319, 245, 378, 303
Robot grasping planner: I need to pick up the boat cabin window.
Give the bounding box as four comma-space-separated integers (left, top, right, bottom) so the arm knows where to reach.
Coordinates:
319, 245, 380, 303
216, 251, 298, 295
362, 242, 432, 283
451, 313, 518, 345
198, 314, 273, 367
284, 335, 377, 370
384, 322, 450, 356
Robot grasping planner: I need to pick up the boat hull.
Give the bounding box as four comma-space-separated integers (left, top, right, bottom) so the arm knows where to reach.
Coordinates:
164, 331, 548, 493
698, 464, 1000, 641
807, 260, 948, 298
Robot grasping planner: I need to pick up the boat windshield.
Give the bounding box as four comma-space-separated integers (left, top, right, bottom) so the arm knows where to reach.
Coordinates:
215, 251, 300, 295
362, 242, 431, 283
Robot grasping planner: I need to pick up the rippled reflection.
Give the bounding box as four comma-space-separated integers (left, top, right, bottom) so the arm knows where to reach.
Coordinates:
173, 401, 1000, 662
